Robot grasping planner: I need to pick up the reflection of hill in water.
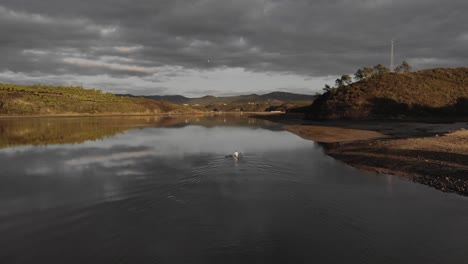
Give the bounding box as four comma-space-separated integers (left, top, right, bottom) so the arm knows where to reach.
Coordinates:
0, 114, 278, 149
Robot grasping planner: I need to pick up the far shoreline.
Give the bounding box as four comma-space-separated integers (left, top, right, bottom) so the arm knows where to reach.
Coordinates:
0, 111, 280, 119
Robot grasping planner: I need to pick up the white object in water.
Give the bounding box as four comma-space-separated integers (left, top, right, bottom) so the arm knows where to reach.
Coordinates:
233, 151, 239, 158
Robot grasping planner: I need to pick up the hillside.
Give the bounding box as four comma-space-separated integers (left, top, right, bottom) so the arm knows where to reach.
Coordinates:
306, 68, 468, 120
128, 91, 316, 105
136, 95, 190, 104
0, 83, 199, 116
120, 91, 315, 113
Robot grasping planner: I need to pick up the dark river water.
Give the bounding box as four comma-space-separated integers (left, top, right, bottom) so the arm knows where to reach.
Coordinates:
0, 115, 466, 264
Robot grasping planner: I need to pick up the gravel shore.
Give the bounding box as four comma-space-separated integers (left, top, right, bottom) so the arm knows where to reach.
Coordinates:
252, 114, 468, 196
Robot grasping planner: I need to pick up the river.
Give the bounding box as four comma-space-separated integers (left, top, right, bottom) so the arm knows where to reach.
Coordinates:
0, 115, 466, 263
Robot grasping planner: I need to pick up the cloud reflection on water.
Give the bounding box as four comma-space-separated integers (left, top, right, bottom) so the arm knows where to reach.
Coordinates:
0, 117, 467, 264
0, 119, 317, 216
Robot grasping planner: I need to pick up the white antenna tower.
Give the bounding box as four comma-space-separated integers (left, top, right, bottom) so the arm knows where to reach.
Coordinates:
390, 40, 394, 72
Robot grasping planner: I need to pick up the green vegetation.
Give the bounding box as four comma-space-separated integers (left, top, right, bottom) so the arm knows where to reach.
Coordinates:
395, 61, 412, 73
354, 67, 375, 81
136, 91, 316, 112
194, 100, 313, 113
307, 67, 468, 120
0, 83, 199, 115
373, 64, 390, 76
335, 75, 352, 87
151, 92, 315, 105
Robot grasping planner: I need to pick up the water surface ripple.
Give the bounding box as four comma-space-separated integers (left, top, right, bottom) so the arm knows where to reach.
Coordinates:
0, 116, 466, 264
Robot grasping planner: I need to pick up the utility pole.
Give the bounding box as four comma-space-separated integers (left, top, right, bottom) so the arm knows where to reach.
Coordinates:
390, 40, 394, 72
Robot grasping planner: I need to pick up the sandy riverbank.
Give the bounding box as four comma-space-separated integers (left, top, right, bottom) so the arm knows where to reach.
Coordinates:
252, 113, 468, 196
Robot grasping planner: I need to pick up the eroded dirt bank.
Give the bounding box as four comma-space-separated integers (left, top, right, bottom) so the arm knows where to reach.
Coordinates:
252, 114, 468, 196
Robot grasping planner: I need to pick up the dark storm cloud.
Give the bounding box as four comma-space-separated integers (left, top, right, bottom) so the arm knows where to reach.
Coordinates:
0, 0, 467, 84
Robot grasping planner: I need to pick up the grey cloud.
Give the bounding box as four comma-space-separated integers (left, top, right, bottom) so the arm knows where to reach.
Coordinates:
0, 0, 467, 93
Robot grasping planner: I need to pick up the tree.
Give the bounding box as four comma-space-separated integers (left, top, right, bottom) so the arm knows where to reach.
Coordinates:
341, 74, 352, 86
336, 75, 352, 87
323, 84, 332, 92
373, 64, 389, 75
335, 78, 343, 87
355, 67, 377, 81
354, 69, 364, 81
395, 61, 412, 73
362, 67, 375, 78
401, 61, 412, 73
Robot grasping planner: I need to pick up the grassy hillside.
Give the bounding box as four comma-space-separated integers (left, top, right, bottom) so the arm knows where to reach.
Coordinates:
307, 68, 468, 120
0, 83, 199, 115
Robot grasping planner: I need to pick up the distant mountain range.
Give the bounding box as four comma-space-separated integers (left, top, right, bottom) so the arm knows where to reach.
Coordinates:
119, 92, 316, 105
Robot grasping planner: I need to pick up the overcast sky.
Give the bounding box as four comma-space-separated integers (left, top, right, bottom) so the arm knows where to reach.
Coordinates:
0, 0, 467, 96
